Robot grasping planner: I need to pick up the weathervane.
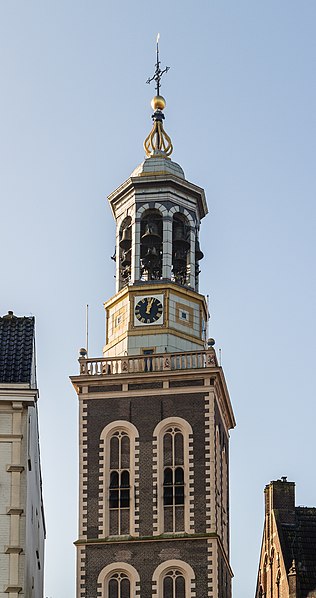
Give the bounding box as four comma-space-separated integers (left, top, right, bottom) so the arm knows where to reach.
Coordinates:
143, 34, 173, 158
146, 33, 170, 96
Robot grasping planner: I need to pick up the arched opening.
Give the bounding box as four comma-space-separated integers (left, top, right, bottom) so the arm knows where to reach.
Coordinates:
153, 417, 193, 535
140, 210, 163, 281
163, 428, 185, 532
119, 216, 132, 287
100, 421, 139, 538
97, 562, 140, 598
152, 560, 195, 598
195, 230, 204, 290
172, 214, 190, 286
163, 570, 185, 598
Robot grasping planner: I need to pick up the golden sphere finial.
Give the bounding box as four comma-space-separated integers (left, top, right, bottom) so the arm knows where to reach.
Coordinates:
151, 95, 166, 111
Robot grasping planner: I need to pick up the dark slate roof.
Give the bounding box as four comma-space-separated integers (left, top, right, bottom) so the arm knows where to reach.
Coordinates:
277, 507, 316, 597
0, 311, 35, 383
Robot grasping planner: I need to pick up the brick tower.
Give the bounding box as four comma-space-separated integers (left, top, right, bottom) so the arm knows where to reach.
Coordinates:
71, 45, 235, 598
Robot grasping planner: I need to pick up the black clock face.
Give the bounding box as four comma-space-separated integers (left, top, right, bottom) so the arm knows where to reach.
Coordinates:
135, 297, 163, 324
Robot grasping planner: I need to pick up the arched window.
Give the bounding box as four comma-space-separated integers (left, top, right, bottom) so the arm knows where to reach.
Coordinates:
163, 569, 185, 598
108, 572, 130, 598
100, 422, 139, 537
153, 418, 193, 535
109, 431, 130, 535
163, 428, 185, 532
152, 560, 195, 598
98, 563, 140, 598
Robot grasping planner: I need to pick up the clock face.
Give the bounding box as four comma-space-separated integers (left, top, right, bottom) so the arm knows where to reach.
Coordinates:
134, 296, 163, 324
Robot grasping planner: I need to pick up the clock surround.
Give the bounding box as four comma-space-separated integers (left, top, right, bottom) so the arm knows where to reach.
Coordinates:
133, 294, 164, 326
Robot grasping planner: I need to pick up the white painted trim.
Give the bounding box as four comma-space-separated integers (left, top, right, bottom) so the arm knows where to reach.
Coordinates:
137, 203, 167, 217
169, 206, 195, 226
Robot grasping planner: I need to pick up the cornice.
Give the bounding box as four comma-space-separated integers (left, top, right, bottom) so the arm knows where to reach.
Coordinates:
108, 173, 208, 220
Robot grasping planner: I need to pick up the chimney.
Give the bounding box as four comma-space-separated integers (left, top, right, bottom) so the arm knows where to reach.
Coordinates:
264, 477, 295, 524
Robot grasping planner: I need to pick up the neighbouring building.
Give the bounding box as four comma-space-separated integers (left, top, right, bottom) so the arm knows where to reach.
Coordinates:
71, 49, 235, 598
0, 311, 45, 598
256, 477, 316, 598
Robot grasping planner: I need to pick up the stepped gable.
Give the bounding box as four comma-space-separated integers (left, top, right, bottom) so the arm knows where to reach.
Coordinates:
0, 311, 35, 383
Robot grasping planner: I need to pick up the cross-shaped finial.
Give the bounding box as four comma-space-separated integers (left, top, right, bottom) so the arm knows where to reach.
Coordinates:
146, 33, 170, 97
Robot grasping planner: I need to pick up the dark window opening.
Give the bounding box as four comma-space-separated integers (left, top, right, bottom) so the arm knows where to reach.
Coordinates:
108, 432, 131, 535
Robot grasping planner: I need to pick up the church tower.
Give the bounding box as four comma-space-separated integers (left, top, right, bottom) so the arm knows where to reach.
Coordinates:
71, 43, 235, 598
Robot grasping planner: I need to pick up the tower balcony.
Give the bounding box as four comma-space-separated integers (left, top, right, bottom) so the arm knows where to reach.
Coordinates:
77, 348, 218, 377
72, 346, 235, 431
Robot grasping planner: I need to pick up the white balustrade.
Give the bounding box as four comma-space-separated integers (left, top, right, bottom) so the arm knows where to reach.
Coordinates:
79, 349, 217, 376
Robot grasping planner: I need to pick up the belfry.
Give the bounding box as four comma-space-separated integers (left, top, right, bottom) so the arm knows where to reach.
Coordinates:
71, 42, 236, 598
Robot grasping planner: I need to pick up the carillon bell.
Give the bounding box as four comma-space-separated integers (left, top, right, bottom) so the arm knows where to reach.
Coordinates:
121, 249, 131, 267
146, 246, 159, 257
119, 226, 132, 250
141, 222, 161, 246
195, 240, 204, 261
173, 225, 190, 250
173, 248, 187, 266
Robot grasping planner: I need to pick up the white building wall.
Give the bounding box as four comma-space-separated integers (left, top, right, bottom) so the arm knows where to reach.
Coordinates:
0, 441, 11, 596
25, 404, 45, 598
0, 393, 44, 598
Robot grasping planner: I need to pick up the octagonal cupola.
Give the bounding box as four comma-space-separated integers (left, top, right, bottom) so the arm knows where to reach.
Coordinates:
108, 92, 207, 294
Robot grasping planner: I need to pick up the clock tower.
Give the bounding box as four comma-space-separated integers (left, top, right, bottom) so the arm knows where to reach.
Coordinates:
104, 97, 208, 360
71, 45, 235, 598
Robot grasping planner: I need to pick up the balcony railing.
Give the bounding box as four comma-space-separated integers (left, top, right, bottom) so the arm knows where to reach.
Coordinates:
78, 349, 217, 377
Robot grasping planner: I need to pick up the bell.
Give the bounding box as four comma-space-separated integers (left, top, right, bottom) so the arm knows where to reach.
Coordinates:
173, 248, 187, 266
142, 246, 160, 268
119, 226, 132, 250
172, 262, 187, 286
195, 240, 204, 261
141, 222, 161, 246
146, 246, 159, 257
121, 248, 131, 267
173, 225, 190, 250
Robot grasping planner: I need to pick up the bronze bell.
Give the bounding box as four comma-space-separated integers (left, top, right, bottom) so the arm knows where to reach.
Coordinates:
119, 226, 132, 250
121, 248, 131, 267
195, 240, 204, 261
173, 249, 187, 268
146, 246, 159, 257
173, 225, 190, 250
141, 222, 161, 246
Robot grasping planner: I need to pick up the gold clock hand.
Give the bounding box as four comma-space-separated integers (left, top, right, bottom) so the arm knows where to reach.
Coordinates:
146, 297, 154, 314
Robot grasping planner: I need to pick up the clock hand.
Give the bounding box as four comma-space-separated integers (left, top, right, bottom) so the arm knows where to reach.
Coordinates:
146, 297, 154, 314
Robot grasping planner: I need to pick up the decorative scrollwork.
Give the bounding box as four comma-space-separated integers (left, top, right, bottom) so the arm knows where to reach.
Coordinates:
144, 118, 173, 158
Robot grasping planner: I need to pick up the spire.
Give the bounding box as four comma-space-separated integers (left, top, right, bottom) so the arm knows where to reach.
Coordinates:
144, 34, 173, 158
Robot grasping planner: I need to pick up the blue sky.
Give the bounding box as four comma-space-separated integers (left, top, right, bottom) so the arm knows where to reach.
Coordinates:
1, 2, 315, 597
